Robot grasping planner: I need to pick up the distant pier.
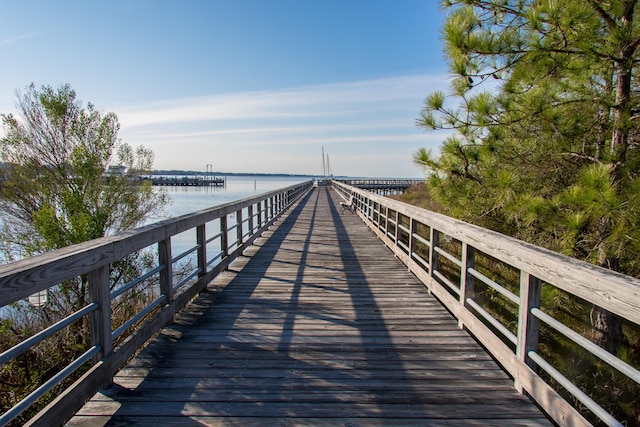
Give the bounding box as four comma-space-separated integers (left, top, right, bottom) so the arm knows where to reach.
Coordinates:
142, 175, 226, 187
335, 178, 423, 195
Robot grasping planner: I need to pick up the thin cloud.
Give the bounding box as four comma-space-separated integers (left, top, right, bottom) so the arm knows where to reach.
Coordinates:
0, 31, 45, 47
114, 74, 448, 128
113, 73, 450, 176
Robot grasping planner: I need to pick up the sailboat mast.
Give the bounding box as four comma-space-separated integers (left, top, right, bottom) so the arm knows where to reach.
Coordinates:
322, 146, 326, 176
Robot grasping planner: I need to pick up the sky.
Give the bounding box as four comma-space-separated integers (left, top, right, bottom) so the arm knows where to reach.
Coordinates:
0, 1, 451, 178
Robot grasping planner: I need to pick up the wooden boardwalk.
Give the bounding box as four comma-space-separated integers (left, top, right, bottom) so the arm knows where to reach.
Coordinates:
68, 187, 551, 426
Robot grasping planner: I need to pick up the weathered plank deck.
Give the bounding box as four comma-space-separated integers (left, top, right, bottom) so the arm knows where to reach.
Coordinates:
68, 187, 551, 426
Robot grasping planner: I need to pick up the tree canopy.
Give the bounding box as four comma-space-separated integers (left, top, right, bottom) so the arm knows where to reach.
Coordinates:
414, 3, 640, 418
0, 83, 168, 259
415, 0, 640, 277
0, 83, 170, 424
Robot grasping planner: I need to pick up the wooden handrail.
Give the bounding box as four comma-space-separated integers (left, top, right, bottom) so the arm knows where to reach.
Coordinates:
332, 180, 640, 427
0, 180, 313, 426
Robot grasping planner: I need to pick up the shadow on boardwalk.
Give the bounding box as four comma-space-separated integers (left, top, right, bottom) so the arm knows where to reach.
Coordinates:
68, 187, 551, 426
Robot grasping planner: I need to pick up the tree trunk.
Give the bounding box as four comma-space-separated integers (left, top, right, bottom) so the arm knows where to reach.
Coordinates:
593, 236, 625, 352
593, 306, 625, 353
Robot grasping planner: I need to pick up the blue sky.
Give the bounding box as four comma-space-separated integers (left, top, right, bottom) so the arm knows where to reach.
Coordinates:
0, 1, 450, 177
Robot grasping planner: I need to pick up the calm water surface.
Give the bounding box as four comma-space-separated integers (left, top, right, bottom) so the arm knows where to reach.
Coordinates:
151, 175, 310, 261
157, 175, 309, 218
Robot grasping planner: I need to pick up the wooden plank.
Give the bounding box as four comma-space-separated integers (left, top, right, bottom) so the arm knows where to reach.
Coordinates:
69, 187, 551, 426
334, 181, 640, 325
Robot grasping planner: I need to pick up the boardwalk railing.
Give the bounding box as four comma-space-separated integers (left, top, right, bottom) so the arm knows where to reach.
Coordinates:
333, 180, 640, 427
0, 180, 312, 427
335, 178, 422, 195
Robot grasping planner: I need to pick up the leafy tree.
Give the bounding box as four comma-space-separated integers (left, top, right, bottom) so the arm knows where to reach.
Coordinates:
1, 83, 167, 255
0, 83, 169, 424
0, 82, 169, 316
415, 0, 640, 351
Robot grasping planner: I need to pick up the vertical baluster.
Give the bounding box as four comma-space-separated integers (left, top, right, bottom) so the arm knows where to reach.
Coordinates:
394, 210, 400, 246
408, 217, 415, 265
248, 204, 254, 235
257, 201, 263, 228
158, 237, 173, 301
429, 228, 439, 279
196, 224, 206, 277
516, 272, 542, 392
220, 216, 229, 258
236, 208, 243, 246
88, 265, 112, 363
459, 242, 475, 328
269, 196, 274, 220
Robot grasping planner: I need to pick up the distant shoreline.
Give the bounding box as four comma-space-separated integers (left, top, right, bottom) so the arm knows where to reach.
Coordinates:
151, 170, 313, 178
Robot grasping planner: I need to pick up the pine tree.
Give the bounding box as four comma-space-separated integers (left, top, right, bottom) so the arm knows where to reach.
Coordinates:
415, 1, 640, 351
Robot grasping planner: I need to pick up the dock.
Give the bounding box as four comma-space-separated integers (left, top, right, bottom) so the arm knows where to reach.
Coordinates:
143, 175, 226, 186
2, 179, 637, 427
68, 187, 550, 426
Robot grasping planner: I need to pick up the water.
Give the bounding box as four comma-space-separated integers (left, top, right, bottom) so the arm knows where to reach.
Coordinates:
157, 175, 309, 218
150, 175, 310, 267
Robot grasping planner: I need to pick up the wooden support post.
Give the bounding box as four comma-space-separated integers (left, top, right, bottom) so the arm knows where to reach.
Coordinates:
257, 201, 263, 228
236, 209, 243, 246
459, 243, 475, 328
196, 224, 206, 277
429, 228, 440, 279
408, 217, 415, 261
88, 265, 112, 363
394, 211, 400, 246
269, 197, 274, 221
220, 216, 229, 258
158, 237, 173, 302
382, 206, 388, 233
248, 204, 255, 235
516, 271, 542, 393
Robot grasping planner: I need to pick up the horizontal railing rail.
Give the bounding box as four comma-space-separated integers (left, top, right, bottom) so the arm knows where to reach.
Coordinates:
0, 180, 313, 427
332, 180, 640, 427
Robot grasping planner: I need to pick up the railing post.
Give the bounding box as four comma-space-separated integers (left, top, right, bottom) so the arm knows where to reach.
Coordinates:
459, 242, 475, 328
382, 206, 387, 233
220, 216, 229, 258
269, 196, 274, 220
196, 224, 206, 277
257, 201, 263, 228
248, 204, 254, 235
394, 210, 400, 245
408, 217, 415, 261
88, 265, 112, 363
236, 209, 243, 245
158, 237, 173, 301
516, 271, 542, 392
429, 228, 440, 279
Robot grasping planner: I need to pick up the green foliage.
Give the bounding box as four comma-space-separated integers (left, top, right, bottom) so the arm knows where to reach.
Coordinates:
414, 1, 640, 424
0, 84, 170, 424
0, 83, 169, 256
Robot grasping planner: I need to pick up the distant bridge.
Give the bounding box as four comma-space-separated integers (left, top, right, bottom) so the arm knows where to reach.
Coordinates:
335, 178, 423, 195
1, 179, 638, 426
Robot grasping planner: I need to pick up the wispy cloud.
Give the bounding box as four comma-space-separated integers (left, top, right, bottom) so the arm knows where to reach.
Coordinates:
114, 74, 448, 128
0, 32, 45, 47
113, 73, 450, 177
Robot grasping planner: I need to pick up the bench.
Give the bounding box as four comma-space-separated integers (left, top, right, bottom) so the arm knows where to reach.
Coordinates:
340, 195, 355, 214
